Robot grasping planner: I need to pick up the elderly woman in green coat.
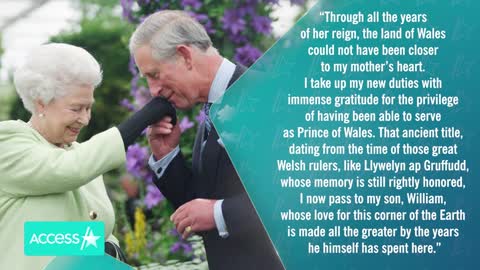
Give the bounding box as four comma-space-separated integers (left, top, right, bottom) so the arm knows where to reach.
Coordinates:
0, 43, 176, 270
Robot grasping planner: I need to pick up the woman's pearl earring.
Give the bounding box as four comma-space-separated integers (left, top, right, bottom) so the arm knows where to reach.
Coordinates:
39, 113, 44, 118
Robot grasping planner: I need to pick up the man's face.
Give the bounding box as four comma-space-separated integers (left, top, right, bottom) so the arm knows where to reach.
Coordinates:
134, 45, 198, 110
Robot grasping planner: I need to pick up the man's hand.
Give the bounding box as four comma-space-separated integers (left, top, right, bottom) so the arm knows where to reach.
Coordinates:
147, 116, 181, 159
171, 199, 217, 239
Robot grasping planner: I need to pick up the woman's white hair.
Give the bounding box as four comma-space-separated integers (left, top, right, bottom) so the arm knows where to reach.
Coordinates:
14, 43, 102, 113
129, 10, 213, 60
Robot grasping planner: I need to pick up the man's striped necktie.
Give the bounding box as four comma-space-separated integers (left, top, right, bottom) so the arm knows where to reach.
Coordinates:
203, 102, 213, 139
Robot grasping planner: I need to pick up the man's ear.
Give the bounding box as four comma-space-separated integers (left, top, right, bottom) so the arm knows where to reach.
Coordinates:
176, 45, 193, 70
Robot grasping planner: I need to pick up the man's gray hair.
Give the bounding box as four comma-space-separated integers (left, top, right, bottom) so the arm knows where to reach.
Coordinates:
14, 43, 102, 113
129, 10, 213, 60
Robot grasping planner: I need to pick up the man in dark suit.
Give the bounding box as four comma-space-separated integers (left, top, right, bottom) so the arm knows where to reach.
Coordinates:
129, 10, 284, 270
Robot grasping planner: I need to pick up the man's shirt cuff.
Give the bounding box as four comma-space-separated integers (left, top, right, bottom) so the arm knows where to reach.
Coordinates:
214, 199, 229, 238
148, 146, 180, 178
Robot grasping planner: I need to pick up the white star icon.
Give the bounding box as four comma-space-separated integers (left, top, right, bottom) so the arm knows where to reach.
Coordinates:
80, 227, 100, 250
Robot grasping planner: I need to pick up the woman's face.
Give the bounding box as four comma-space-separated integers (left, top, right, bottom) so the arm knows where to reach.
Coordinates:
38, 85, 95, 146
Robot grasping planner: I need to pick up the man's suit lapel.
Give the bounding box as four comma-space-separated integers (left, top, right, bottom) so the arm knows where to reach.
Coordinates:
192, 64, 246, 196
191, 120, 204, 173
200, 128, 221, 194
